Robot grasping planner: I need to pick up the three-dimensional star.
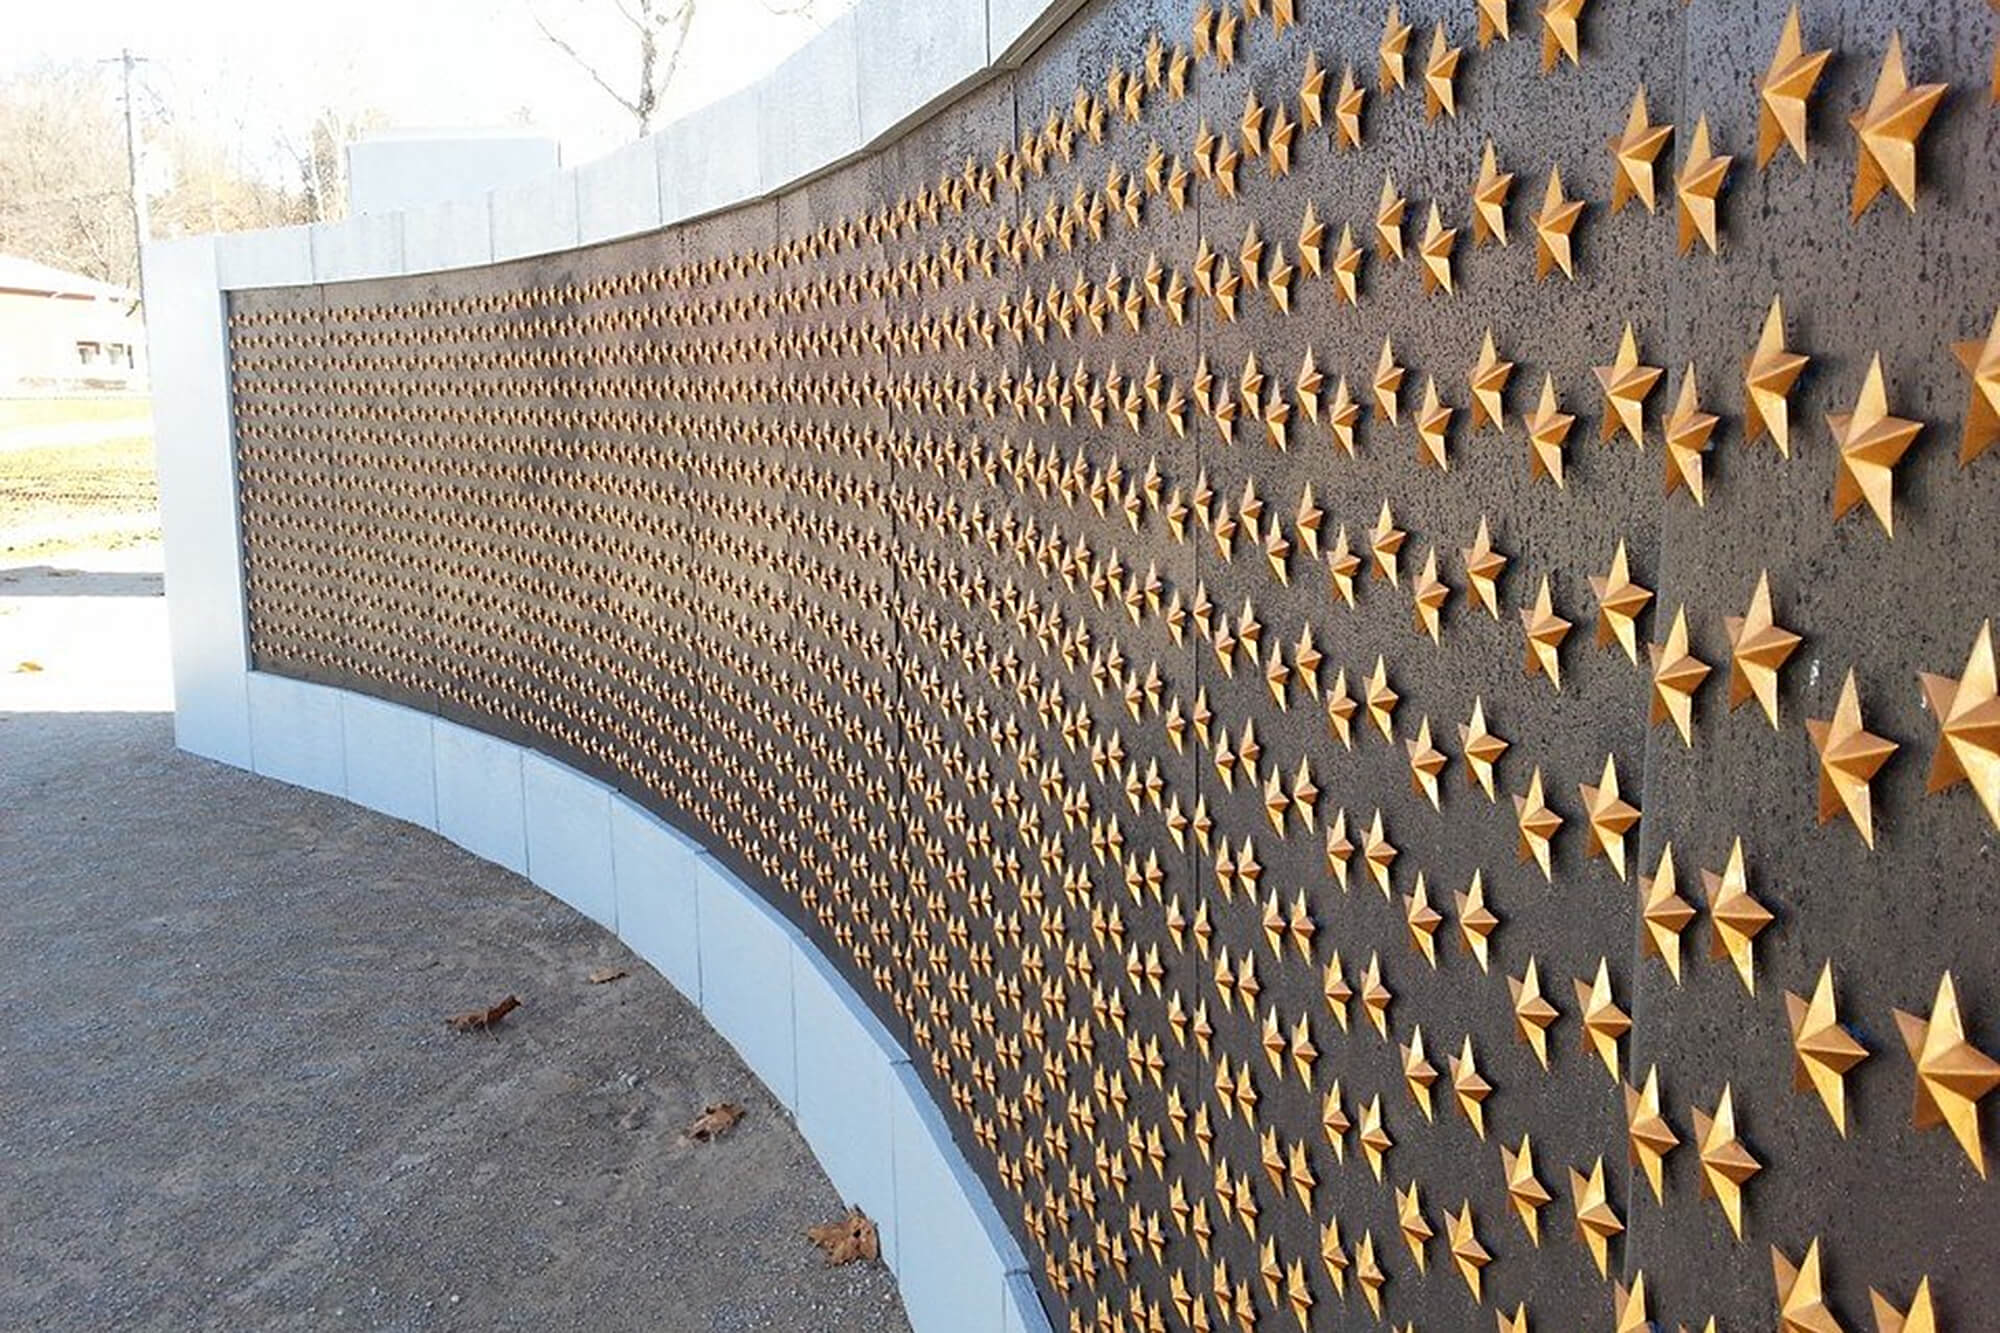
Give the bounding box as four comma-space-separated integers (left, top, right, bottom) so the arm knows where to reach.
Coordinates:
1524, 373, 1574, 484
1417, 378, 1453, 469
1573, 957, 1632, 1080
1624, 1064, 1680, 1201
1849, 32, 1947, 218
1726, 570, 1803, 726
1380, 2, 1413, 91
1580, 754, 1641, 879
1335, 65, 1366, 150
1516, 769, 1563, 881
1371, 498, 1406, 584
1522, 576, 1572, 691
1459, 697, 1509, 800
1364, 805, 1398, 890
1461, 515, 1508, 615
1806, 668, 1898, 847
1540, 0, 1585, 72
1375, 338, 1407, 424
1328, 529, 1361, 606
1332, 224, 1364, 305
1953, 307, 2000, 464
1456, 871, 1499, 969
1758, 5, 1831, 167
1377, 174, 1408, 261
1407, 716, 1448, 804
1676, 114, 1733, 254
1479, 0, 1510, 46
1785, 961, 1869, 1134
1703, 838, 1773, 993
1473, 142, 1514, 245
1895, 971, 2000, 1175
1870, 1278, 1938, 1333
1450, 1034, 1492, 1132
1596, 322, 1663, 446
1693, 1084, 1762, 1237
1639, 843, 1696, 982
1533, 167, 1584, 280
1425, 23, 1462, 119
1470, 331, 1514, 432
1772, 1239, 1840, 1333
1609, 86, 1673, 213
1501, 1134, 1552, 1241
1921, 620, 2000, 827
1614, 1275, 1651, 1333
1590, 539, 1654, 664
1403, 1027, 1441, 1117
1419, 205, 1457, 295
1663, 363, 1719, 504
1648, 606, 1711, 746
1569, 1156, 1624, 1276
1447, 1202, 1490, 1297
1510, 956, 1560, 1065
1745, 295, 1810, 455
1830, 354, 1924, 535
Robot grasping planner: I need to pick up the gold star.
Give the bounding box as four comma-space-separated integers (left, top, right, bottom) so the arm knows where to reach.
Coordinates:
1663, 363, 1719, 504
1406, 716, 1447, 807
1332, 225, 1363, 306
1521, 576, 1571, 692
1648, 606, 1710, 746
1457, 872, 1499, 971
1510, 956, 1560, 1067
1403, 1025, 1440, 1117
1359, 1091, 1393, 1176
1580, 753, 1640, 880
1727, 571, 1803, 726
1624, 1064, 1679, 1202
1639, 843, 1695, 982
1450, 1035, 1492, 1135
1461, 516, 1508, 615
1772, 1239, 1841, 1333
1419, 205, 1456, 295
1328, 375, 1361, 450
1396, 1180, 1434, 1270
1849, 32, 1947, 218
1693, 1084, 1761, 1237
1364, 806, 1398, 893
1609, 86, 1672, 214
1327, 529, 1360, 607
1469, 332, 1513, 432
1540, 0, 1585, 72
1533, 167, 1584, 280
1614, 1275, 1651, 1333
1473, 142, 1514, 245
1703, 838, 1772, 994
1676, 114, 1732, 254
1524, 373, 1573, 485
1335, 64, 1366, 151
1573, 957, 1631, 1080
1458, 698, 1509, 801
1353, 1229, 1386, 1315
1380, 2, 1413, 90
1785, 961, 1869, 1134
1568, 1156, 1624, 1277
1424, 23, 1462, 120
1759, 5, 1831, 167
1501, 1134, 1550, 1242
1298, 50, 1326, 131
1806, 668, 1898, 847
1370, 498, 1406, 584
1479, 0, 1510, 47
1829, 354, 1924, 536
1447, 1202, 1490, 1298
1376, 174, 1407, 262
1595, 322, 1663, 446
1922, 620, 2000, 827
1896, 971, 2000, 1175
1953, 307, 2000, 464
1870, 1278, 1938, 1333
1590, 538, 1654, 664
1417, 378, 1453, 470
1745, 295, 1810, 455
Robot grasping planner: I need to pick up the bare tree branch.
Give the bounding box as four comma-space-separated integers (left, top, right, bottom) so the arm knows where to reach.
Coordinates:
531, 10, 645, 119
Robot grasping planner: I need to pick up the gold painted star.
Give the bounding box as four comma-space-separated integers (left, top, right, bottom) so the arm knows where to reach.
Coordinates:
1501, 1134, 1551, 1242
1745, 295, 1809, 455
1327, 530, 1361, 606
1922, 620, 2000, 827
1406, 717, 1448, 806
1461, 516, 1508, 615
1376, 174, 1407, 262
1726, 570, 1803, 726
1380, 2, 1413, 91
1772, 1239, 1841, 1333
1806, 668, 1898, 847
1473, 142, 1514, 246
1624, 1064, 1679, 1202
1332, 225, 1363, 306
1374, 338, 1406, 425
1785, 961, 1869, 1134
1663, 363, 1719, 504
1457, 872, 1499, 970
1458, 698, 1508, 801
1648, 606, 1710, 746
1521, 576, 1571, 692
1419, 205, 1457, 295
1514, 767, 1562, 883
1364, 806, 1398, 892
1871, 1278, 1939, 1333
1335, 64, 1366, 151
1510, 957, 1559, 1067
1590, 539, 1653, 664
1469, 332, 1513, 432
1447, 1202, 1490, 1298
1524, 373, 1573, 485
1424, 23, 1462, 120
1639, 843, 1695, 982
1353, 1229, 1386, 1315
1533, 167, 1584, 280
1693, 1084, 1761, 1237
1953, 307, 2000, 465
1370, 498, 1406, 585
1595, 322, 1663, 446
1540, 0, 1585, 72
1703, 837, 1772, 994
1849, 32, 1947, 218
1479, 0, 1510, 46
1829, 354, 1924, 536
1759, 5, 1831, 167
1614, 1275, 1651, 1333
1608, 86, 1672, 213
1417, 379, 1453, 469
1397, 1182, 1434, 1271
1450, 1035, 1492, 1134
1359, 1090, 1393, 1173
1895, 971, 2000, 1175
1569, 1155, 1624, 1277
1676, 114, 1732, 254
1580, 753, 1640, 880
1403, 1026, 1440, 1117
1573, 957, 1631, 1080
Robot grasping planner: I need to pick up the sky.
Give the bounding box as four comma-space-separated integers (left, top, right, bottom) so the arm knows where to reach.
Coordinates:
7, 0, 851, 175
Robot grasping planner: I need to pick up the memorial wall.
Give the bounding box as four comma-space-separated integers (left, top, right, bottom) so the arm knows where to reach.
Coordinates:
222, 0, 2000, 1327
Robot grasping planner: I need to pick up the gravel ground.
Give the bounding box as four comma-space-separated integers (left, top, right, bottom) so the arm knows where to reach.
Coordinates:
0, 552, 911, 1332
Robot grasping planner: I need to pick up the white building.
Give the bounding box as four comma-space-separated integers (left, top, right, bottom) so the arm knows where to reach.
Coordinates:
0, 254, 148, 395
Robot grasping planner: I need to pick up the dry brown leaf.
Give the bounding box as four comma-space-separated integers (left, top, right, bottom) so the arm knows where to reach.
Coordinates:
807, 1209, 880, 1265
446, 995, 521, 1033
684, 1101, 745, 1142
587, 967, 629, 985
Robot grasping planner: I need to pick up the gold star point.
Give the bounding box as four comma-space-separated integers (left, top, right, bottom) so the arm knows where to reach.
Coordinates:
1509, 957, 1559, 1067
1501, 1133, 1551, 1242
1675, 114, 1733, 255
1595, 322, 1663, 447
1335, 64, 1366, 151
1829, 354, 1924, 536
1370, 497, 1406, 585
1648, 605, 1710, 746
1419, 205, 1457, 296
1590, 538, 1654, 664
1870, 1277, 1939, 1333
1921, 619, 2000, 827
1773, 1239, 1840, 1333
1521, 576, 1571, 692
1458, 698, 1509, 802
1746, 295, 1810, 455
1376, 174, 1407, 262
1759, 5, 1831, 167
1703, 837, 1772, 993
1638, 843, 1695, 982
1623, 1064, 1679, 1202
1726, 570, 1803, 726
1614, 1274, 1651, 1333
1785, 961, 1869, 1134
1568, 1155, 1624, 1277
1533, 167, 1584, 281
1403, 1024, 1440, 1117
1474, 142, 1515, 246
1540, 0, 1585, 72
1470, 331, 1514, 433
1447, 1201, 1490, 1298
1417, 378, 1453, 470
1524, 373, 1573, 485
1380, 2, 1413, 92
1573, 957, 1631, 1080
1513, 768, 1562, 883
1609, 85, 1673, 214
1953, 307, 2000, 464
1406, 716, 1447, 807
1424, 23, 1462, 120
1895, 971, 2000, 1176
1450, 1033, 1492, 1133
1478, 0, 1511, 47
1663, 363, 1719, 504
1580, 753, 1641, 880
1693, 1084, 1762, 1237
1849, 31, 1947, 219
1461, 515, 1509, 616
1805, 668, 1898, 847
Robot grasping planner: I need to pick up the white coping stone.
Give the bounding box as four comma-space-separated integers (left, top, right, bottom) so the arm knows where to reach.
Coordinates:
490, 170, 582, 263
247, 671, 347, 797
790, 946, 903, 1264
144, 235, 251, 766
432, 718, 527, 873
310, 212, 406, 285
610, 797, 703, 1000
856, 0, 991, 143
340, 693, 438, 830
214, 222, 315, 290
1002, 1272, 1048, 1333
659, 85, 766, 225
576, 137, 665, 245
522, 752, 617, 931
693, 854, 799, 1109
890, 1062, 1014, 1333
756, 11, 863, 192
401, 195, 495, 274
987, 0, 1089, 66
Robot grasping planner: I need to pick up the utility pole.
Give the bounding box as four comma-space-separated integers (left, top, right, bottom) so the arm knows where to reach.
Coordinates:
105, 49, 151, 298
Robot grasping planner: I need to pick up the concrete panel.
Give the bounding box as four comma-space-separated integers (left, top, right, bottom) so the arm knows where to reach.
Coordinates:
432, 718, 525, 873
987, 0, 1088, 66
609, 798, 702, 1000
348, 132, 559, 217
310, 213, 405, 285
246, 672, 346, 797
659, 85, 766, 224
522, 753, 616, 931
340, 693, 436, 830
490, 171, 582, 263
401, 196, 493, 274
214, 223, 314, 291
756, 13, 862, 190
694, 856, 798, 1109
856, 0, 990, 143
576, 138, 664, 245
890, 1063, 1009, 1333
790, 948, 901, 1262
143, 235, 249, 767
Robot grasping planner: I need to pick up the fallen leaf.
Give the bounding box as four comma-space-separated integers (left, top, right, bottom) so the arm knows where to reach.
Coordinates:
808, 1209, 880, 1265
446, 995, 521, 1033
14, 660, 43, 674
587, 967, 629, 985
684, 1102, 745, 1142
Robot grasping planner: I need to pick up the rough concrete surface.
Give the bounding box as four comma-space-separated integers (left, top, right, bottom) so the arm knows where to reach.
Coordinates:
0, 550, 911, 1332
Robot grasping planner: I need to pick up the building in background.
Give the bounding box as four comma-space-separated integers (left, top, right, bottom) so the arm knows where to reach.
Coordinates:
0, 255, 147, 395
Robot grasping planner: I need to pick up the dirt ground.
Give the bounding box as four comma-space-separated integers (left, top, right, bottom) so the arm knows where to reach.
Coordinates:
0, 550, 911, 1332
